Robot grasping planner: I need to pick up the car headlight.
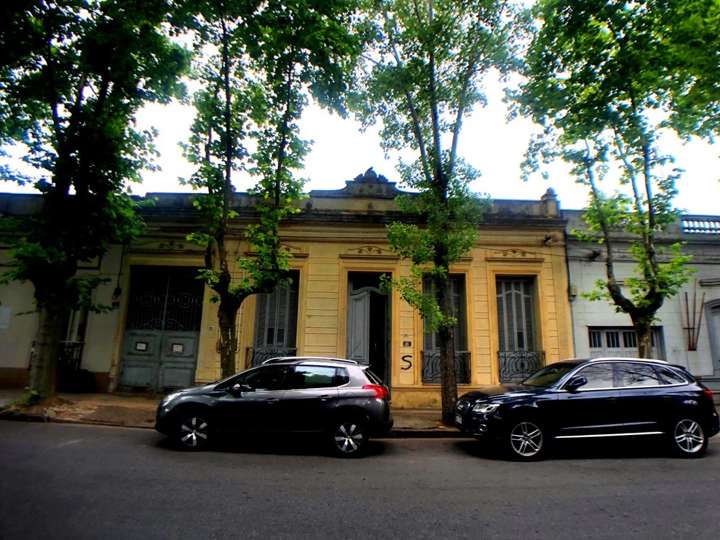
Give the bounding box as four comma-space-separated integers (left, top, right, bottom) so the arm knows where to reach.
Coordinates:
472, 402, 500, 414
161, 391, 183, 407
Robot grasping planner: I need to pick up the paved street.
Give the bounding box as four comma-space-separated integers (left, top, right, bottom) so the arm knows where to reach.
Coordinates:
1, 421, 718, 540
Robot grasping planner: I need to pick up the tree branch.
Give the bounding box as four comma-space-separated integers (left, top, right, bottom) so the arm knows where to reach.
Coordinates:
583, 140, 636, 315
382, 8, 433, 185
448, 2, 507, 179
426, 0, 445, 195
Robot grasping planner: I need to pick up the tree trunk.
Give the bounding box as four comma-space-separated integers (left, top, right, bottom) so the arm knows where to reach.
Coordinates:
438, 323, 458, 425
435, 271, 458, 425
633, 318, 653, 359
29, 304, 68, 399
218, 297, 241, 379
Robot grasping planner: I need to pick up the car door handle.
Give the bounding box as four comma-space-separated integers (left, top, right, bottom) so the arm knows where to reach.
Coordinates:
320, 395, 333, 401
265, 398, 280, 404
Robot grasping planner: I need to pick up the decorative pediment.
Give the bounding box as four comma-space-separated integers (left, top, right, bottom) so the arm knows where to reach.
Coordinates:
344, 168, 403, 199
340, 245, 399, 260
311, 168, 404, 200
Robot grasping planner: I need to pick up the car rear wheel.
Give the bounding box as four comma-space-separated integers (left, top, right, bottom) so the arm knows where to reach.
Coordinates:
506, 419, 547, 461
669, 417, 707, 458
330, 419, 368, 457
174, 410, 211, 451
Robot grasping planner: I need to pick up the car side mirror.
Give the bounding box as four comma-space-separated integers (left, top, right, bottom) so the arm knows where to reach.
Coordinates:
230, 383, 253, 395
565, 376, 587, 392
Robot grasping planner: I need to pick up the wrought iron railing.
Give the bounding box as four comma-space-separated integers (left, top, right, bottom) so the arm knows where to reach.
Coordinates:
246, 347, 298, 367
498, 351, 545, 383
422, 350, 470, 384
58, 341, 85, 372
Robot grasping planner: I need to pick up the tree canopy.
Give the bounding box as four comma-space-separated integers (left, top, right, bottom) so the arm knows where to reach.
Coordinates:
0, 0, 189, 396
515, 0, 704, 356
180, 0, 363, 377
354, 0, 523, 421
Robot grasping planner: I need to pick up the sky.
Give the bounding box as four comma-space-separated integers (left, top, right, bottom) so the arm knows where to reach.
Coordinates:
2, 72, 719, 214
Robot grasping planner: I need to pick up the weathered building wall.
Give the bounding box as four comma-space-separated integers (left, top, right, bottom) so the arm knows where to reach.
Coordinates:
566, 211, 720, 380
0, 174, 575, 407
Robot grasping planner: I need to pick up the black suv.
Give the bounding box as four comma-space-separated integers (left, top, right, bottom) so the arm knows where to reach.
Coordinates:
455, 357, 719, 460
156, 357, 393, 456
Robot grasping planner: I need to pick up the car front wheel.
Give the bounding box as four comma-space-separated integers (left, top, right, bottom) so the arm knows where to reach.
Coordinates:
330, 419, 368, 457
174, 410, 211, 451
506, 419, 547, 461
670, 417, 707, 458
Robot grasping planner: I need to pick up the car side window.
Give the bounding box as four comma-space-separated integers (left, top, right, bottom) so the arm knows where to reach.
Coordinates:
287, 366, 338, 389
656, 367, 687, 385
575, 363, 615, 390
240, 366, 288, 391
615, 363, 662, 388
335, 368, 350, 386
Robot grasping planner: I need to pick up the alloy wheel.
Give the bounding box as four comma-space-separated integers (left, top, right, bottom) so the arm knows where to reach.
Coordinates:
178, 415, 209, 449
673, 419, 705, 455
333, 422, 365, 455
510, 421, 544, 458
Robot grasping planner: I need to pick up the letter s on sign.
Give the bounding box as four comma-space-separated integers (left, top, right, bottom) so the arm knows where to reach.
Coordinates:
401, 355, 412, 371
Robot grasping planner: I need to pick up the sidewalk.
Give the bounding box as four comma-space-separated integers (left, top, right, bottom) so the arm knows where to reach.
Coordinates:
0, 390, 463, 437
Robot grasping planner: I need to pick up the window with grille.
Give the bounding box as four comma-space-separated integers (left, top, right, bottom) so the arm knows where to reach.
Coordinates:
422, 274, 469, 383
589, 330, 603, 348
622, 331, 637, 348
423, 275, 468, 351
587, 326, 665, 359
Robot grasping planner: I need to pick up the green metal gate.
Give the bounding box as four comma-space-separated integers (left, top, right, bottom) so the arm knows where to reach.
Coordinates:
119, 266, 204, 390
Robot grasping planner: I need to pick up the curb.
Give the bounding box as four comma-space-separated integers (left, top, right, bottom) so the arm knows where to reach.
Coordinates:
384, 429, 470, 439
0, 410, 48, 423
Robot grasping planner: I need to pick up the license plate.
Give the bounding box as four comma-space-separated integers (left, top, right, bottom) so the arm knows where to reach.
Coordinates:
455, 413, 462, 425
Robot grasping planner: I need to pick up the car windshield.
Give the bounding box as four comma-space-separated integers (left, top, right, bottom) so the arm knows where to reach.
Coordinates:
522, 363, 580, 387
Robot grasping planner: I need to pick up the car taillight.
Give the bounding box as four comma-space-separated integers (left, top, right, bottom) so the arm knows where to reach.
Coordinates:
703, 388, 714, 402
363, 384, 389, 400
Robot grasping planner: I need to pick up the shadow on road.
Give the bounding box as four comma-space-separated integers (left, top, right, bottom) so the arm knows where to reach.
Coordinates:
451, 436, 718, 461
154, 432, 391, 458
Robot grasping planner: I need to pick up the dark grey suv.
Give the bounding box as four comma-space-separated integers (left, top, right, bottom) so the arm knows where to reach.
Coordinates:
155, 357, 393, 456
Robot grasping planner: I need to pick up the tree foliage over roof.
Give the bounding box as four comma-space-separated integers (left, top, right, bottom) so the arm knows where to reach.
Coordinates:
514, 0, 710, 355
0, 0, 190, 310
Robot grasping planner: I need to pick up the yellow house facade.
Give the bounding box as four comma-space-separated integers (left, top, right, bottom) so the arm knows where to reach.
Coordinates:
0, 170, 574, 408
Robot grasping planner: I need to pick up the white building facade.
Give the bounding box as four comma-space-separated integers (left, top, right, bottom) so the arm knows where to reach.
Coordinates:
566, 211, 720, 394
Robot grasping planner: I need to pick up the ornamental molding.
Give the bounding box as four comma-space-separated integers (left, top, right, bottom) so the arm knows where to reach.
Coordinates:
310, 167, 405, 200
485, 248, 544, 263
244, 244, 308, 259
339, 245, 399, 260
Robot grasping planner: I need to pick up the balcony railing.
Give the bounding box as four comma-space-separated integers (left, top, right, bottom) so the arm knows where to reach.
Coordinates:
246, 347, 297, 367
422, 350, 470, 384
681, 216, 720, 235
499, 351, 545, 383
58, 341, 85, 371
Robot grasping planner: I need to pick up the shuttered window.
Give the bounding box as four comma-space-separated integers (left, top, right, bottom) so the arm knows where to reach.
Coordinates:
423, 275, 468, 351
496, 277, 536, 352
421, 274, 470, 384
254, 271, 299, 352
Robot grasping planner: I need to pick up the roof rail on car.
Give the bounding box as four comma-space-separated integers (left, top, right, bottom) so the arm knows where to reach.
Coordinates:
262, 356, 359, 366
587, 356, 669, 364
